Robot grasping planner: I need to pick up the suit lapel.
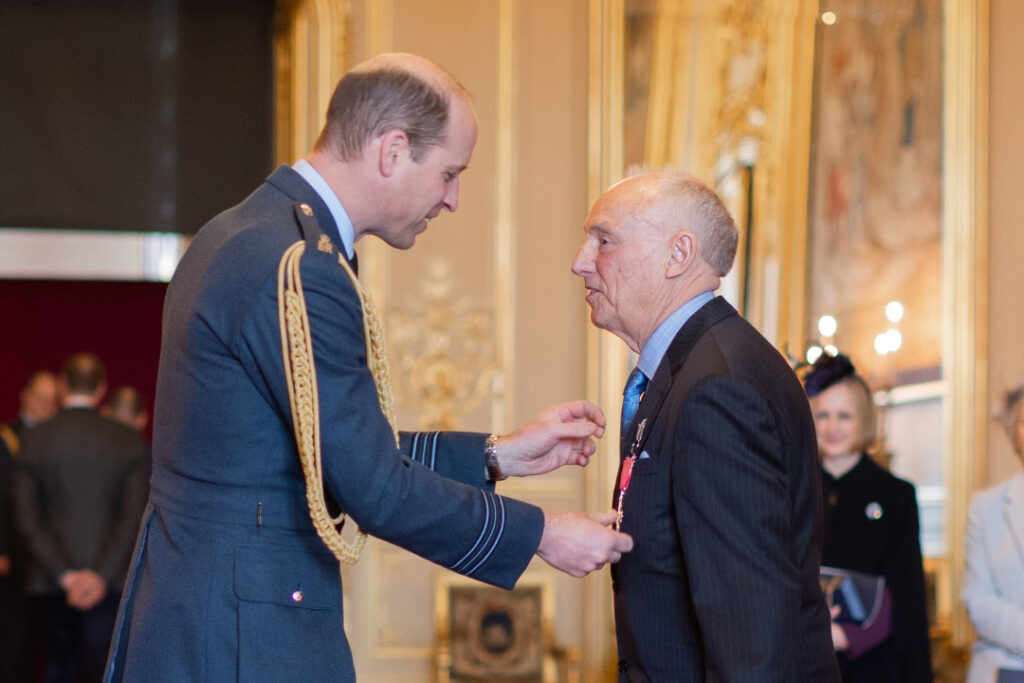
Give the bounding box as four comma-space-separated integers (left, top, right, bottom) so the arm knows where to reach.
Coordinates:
619, 296, 737, 460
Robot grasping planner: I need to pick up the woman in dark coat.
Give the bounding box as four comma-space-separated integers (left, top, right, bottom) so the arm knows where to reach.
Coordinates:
804, 354, 933, 682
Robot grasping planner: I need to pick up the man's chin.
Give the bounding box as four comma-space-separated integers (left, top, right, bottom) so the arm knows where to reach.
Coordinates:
378, 230, 420, 250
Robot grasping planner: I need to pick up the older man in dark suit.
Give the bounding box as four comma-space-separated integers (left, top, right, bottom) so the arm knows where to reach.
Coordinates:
103, 53, 631, 682
13, 353, 147, 682
572, 172, 840, 682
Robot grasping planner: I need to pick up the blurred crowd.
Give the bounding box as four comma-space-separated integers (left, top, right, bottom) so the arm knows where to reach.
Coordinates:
0, 353, 149, 683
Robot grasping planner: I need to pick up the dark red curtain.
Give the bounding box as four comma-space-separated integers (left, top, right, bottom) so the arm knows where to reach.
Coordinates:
0, 280, 167, 439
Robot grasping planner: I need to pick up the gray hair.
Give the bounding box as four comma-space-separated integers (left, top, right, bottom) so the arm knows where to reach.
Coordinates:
648, 170, 739, 276
315, 67, 462, 163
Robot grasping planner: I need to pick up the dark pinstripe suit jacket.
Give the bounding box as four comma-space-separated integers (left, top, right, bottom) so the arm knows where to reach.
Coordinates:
104, 166, 543, 682
611, 297, 840, 682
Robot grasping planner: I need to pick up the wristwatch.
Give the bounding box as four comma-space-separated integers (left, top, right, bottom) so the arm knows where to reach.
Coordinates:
485, 434, 507, 482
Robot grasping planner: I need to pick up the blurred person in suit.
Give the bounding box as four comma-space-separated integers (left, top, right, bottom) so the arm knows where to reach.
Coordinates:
13, 353, 147, 682
100, 386, 149, 434
963, 385, 1024, 683
804, 353, 933, 682
0, 369, 58, 682
572, 170, 839, 682
102, 386, 152, 500
1, 371, 59, 451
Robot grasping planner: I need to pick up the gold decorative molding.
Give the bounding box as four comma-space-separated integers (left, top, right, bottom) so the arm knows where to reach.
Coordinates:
943, 0, 988, 646
388, 260, 498, 430
355, 0, 394, 308
273, 0, 350, 166
493, 0, 516, 434
364, 0, 392, 57
585, 3, 627, 680
639, 0, 817, 344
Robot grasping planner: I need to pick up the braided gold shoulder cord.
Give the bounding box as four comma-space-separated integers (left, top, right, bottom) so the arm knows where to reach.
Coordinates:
278, 242, 400, 564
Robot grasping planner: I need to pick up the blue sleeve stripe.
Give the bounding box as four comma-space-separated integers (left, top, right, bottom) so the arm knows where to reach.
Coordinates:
450, 491, 504, 576
450, 492, 491, 572
464, 496, 505, 575
407, 432, 440, 471
410, 432, 421, 464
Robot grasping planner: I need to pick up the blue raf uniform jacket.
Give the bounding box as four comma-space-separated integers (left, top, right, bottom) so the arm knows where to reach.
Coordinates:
104, 166, 544, 682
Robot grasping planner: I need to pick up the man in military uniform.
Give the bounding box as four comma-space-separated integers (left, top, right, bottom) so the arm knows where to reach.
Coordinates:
104, 53, 632, 682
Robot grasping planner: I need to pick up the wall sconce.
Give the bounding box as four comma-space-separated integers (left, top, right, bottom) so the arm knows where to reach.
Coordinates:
874, 300, 904, 357
804, 314, 839, 366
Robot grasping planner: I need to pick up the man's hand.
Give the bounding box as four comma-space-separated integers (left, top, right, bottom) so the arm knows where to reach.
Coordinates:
495, 400, 606, 477
536, 510, 633, 577
60, 569, 107, 611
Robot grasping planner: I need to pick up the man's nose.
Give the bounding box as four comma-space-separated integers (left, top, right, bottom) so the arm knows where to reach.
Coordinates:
443, 178, 459, 212
571, 243, 592, 276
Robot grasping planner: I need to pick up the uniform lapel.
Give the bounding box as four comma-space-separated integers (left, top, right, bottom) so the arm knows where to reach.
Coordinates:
265, 165, 347, 257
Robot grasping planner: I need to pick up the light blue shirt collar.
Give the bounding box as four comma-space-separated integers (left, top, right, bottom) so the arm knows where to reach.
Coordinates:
292, 159, 355, 260
636, 291, 715, 381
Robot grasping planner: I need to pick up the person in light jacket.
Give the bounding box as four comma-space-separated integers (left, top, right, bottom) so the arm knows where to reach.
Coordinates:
963, 386, 1024, 683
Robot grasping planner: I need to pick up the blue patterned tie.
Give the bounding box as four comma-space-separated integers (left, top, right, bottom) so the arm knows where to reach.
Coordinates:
621, 367, 649, 434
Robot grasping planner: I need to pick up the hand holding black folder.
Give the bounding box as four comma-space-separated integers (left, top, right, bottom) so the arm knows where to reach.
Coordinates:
820, 565, 887, 628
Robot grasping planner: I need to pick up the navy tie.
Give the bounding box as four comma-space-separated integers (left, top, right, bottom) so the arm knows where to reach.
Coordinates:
621, 367, 649, 434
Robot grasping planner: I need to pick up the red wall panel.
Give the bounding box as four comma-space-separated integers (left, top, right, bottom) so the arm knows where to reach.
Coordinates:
0, 279, 166, 439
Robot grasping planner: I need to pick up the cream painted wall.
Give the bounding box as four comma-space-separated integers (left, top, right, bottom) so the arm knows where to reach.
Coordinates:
986, 0, 1024, 487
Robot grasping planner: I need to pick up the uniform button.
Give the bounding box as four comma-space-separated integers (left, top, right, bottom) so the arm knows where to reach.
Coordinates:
291, 590, 304, 603
618, 660, 629, 672
299, 203, 313, 216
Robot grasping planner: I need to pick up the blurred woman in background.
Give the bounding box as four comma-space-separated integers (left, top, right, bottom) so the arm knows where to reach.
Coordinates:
804, 353, 933, 682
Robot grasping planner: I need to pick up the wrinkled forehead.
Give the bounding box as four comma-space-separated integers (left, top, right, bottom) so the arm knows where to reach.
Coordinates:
586, 181, 663, 234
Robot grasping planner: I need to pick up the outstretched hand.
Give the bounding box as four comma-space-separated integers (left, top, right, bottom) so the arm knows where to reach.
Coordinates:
536, 510, 633, 577
495, 400, 606, 477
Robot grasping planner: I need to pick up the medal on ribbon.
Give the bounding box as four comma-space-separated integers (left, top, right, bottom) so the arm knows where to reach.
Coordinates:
615, 418, 646, 531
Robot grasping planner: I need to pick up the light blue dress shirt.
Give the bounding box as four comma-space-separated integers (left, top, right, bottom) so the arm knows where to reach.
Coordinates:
636, 291, 715, 381
292, 159, 355, 260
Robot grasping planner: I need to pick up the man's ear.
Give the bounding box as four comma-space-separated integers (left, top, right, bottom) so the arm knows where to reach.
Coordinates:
665, 231, 696, 277
378, 129, 410, 177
